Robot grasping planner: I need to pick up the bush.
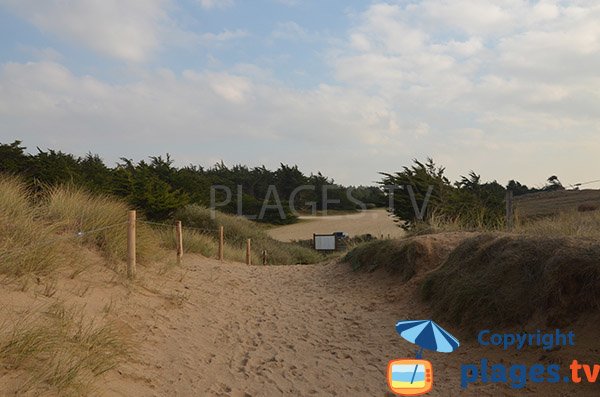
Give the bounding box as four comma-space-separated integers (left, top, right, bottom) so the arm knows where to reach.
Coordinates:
380, 159, 505, 231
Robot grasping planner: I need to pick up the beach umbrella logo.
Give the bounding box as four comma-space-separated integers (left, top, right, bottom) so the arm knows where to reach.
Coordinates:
387, 320, 460, 396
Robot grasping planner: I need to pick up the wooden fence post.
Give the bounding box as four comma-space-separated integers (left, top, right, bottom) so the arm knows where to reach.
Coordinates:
262, 250, 267, 266
218, 226, 224, 261
176, 220, 183, 263
505, 190, 514, 231
127, 210, 136, 279
246, 239, 251, 265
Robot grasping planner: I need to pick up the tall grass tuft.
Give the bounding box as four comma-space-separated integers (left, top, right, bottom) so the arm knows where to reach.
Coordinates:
174, 204, 323, 265
0, 303, 128, 395
42, 186, 163, 264
0, 176, 78, 276
156, 227, 217, 258
515, 209, 600, 240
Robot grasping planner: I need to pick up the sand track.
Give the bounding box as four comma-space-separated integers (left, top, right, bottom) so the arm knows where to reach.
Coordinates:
102, 254, 598, 397
106, 259, 408, 396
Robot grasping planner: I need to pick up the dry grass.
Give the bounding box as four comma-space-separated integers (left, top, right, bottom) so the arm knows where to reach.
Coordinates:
344, 239, 430, 280
515, 209, 600, 240
406, 208, 505, 236
0, 302, 128, 395
0, 176, 79, 276
514, 189, 600, 218
421, 234, 600, 332
409, 205, 600, 242
156, 227, 217, 258
43, 186, 163, 265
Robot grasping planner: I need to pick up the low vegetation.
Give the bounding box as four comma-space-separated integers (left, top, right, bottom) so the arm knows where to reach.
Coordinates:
344, 239, 432, 280
421, 234, 600, 331
0, 302, 127, 395
175, 204, 323, 265
0, 176, 79, 276
345, 229, 600, 332
0, 176, 164, 277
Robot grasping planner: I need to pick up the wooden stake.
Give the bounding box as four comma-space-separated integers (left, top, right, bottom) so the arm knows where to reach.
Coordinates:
218, 226, 224, 261
246, 239, 251, 265
505, 190, 514, 231
176, 220, 183, 263
262, 250, 267, 266
127, 210, 136, 279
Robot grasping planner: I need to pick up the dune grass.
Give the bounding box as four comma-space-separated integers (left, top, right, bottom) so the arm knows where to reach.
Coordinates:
0, 302, 128, 395
408, 206, 600, 242
0, 176, 168, 277
421, 234, 600, 331
515, 209, 600, 240
43, 186, 163, 265
0, 176, 79, 276
156, 227, 217, 258
174, 204, 323, 265
344, 239, 429, 280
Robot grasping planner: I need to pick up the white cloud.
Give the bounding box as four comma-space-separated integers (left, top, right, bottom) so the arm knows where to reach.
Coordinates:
0, 0, 175, 62
1, 1, 600, 186
0, 61, 408, 183
200, 29, 248, 44
272, 21, 310, 41
326, 0, 600, 183
198, 0, 234, 10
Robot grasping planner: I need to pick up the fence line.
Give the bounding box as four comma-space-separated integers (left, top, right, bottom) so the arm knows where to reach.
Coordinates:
1, 211, 259, 280
0, 222, 129, 262
138, 220, 219, 234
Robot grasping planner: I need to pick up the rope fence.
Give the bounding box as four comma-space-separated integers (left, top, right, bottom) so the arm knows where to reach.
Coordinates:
131, 212, 234, 277
0, 211, 257, 280
0, 221, 129, 262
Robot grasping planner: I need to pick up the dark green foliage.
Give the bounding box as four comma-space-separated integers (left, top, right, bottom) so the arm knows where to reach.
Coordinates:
0, 140, 386, 223
544, 175, 565, 191
506, 179, 537, 196
380, 158, 505, 230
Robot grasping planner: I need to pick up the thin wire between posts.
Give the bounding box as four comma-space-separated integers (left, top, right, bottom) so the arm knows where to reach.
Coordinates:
138, 220, 219, 234
0, 221, 129, 261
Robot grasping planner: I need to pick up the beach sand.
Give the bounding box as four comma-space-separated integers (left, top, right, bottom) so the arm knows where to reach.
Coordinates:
1, 245, 598, 396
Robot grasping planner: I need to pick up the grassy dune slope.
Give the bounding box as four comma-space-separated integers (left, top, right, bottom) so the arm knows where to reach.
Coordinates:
345, 221, 600, 332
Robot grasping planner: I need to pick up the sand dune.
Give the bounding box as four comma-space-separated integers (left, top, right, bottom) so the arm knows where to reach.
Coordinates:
105, 253, 597, 396
2, 246, 598, 396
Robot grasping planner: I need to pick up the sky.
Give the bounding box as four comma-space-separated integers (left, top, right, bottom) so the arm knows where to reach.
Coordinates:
0, 0, 599, 188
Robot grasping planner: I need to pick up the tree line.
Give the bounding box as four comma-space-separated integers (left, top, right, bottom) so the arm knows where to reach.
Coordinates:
381, 158, 564, 230
0, 140, 387, 223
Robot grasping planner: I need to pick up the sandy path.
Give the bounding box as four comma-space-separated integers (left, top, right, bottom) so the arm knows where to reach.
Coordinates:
106, 259, 404, 396
102, 256, 599, 397
267, 209, 404, 242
